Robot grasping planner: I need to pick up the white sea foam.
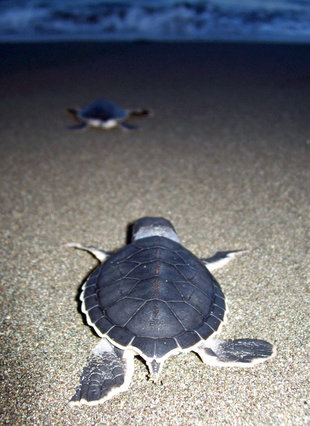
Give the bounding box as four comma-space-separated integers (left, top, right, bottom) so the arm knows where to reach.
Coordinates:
0, 0, 309, 42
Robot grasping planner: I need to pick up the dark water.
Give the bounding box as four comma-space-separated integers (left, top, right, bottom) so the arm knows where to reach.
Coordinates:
0, 0, 310, 43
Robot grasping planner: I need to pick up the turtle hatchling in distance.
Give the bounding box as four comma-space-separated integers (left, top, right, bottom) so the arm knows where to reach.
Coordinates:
67, 97, 150, 131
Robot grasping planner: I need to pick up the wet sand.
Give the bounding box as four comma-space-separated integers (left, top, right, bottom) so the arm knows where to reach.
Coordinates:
0, 41, 309, 425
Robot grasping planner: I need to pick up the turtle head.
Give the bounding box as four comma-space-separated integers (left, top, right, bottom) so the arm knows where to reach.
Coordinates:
133, 217, 180, 243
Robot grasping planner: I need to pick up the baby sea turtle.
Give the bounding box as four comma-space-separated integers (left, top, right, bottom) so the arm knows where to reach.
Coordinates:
66, 217, 275, 406
67, 97, 150, 130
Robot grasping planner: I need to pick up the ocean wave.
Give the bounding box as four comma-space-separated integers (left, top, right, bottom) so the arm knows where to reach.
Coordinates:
0, 0, 309, 42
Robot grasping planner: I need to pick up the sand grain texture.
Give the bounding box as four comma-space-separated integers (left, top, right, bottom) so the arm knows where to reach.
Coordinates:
0, 42, 309, 425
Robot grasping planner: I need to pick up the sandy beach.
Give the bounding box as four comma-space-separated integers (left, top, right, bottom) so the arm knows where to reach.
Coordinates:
1, 41, 309, 425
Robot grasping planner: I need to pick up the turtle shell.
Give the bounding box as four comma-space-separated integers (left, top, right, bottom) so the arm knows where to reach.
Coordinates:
79, 98, 127, 122
82, 236, 225, 360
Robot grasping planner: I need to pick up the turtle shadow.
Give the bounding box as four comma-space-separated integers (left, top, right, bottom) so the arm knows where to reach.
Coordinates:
126, 221, 135, 244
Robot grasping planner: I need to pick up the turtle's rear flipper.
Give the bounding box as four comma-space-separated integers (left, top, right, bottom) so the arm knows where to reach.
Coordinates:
195, 338, 275, 367
70, 339, 134, 406
120, 122, 139, 131
68, 123, 88, 131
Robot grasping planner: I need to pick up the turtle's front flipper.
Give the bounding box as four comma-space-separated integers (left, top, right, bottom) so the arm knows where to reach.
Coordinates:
67, 107, 78, 115
128, 108, 151, 117
201, 250, 247, 272
195, 338, 275, 367
67, 108, 87, 131
65, 242, 112, 262
70, 339, 135, 406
